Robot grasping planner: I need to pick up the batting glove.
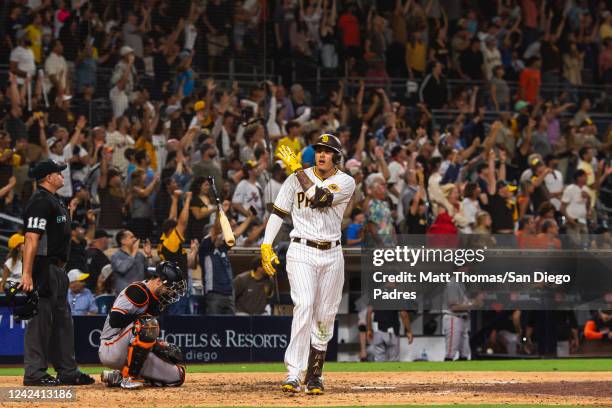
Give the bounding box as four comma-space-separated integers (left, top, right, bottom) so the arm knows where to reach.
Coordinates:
277, 145, 302, 173
261, 243, 280, 276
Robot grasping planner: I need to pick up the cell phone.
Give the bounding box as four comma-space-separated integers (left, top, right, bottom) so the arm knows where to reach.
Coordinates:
249, 206, 258, 216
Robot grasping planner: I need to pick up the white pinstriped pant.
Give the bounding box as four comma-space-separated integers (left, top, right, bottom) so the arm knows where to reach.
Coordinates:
284, 241, 344, 380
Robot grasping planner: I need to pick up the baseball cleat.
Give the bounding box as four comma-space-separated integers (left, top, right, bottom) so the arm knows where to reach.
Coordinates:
305, 377, 324, 395
282, 376, 301, 393
100, 370, 122, 387
120, 376, 145, 390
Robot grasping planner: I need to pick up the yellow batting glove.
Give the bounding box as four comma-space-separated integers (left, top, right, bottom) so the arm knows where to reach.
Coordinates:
277, 145, 302, 173
261, 243, 280, 276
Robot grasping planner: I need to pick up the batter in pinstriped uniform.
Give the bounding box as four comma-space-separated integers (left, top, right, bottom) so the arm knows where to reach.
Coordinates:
261, 134, 355, 395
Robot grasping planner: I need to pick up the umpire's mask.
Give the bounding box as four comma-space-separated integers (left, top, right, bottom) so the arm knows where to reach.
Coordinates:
4, 281, 39, 321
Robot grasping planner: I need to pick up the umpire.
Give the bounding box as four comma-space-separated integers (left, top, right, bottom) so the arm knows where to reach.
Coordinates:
19, 159, 95, 386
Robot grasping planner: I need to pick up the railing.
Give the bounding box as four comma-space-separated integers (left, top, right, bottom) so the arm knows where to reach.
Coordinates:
430, 109, 612, 133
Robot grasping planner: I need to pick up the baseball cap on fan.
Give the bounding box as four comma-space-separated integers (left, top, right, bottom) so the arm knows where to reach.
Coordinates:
194, 100, 206, 111
28, 159, 67, 180
68, 269, 89, 283
496, 180, 518, 193
46, 137, 60, 148
8, 233, 25, 250
94, 229, 112, 239
120, 45, 134, 56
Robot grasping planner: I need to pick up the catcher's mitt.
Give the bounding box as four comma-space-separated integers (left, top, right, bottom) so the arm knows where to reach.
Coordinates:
152, 341, 184, 364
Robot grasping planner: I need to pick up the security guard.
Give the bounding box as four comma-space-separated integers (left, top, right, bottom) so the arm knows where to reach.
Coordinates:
20, 159, 95, 386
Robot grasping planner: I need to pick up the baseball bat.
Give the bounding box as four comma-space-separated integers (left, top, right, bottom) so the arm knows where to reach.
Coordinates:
207, 176, 235, 247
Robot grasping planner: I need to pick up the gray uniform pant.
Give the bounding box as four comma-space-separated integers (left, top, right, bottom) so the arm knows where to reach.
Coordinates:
24, 264, 79, 382
367, 331, 400, 362
443, 314, 471, 360
98, 323, 183, 384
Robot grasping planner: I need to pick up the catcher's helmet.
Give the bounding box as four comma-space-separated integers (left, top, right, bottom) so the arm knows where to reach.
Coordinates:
313, 133, 342, 155
154, 261, 187, 309
4, 281, 39, 321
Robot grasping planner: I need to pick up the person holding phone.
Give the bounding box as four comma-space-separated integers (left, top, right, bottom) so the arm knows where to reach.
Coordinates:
110, 229, 154, 293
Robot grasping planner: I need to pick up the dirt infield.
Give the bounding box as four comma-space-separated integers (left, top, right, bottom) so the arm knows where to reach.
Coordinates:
2, 371, 612, 407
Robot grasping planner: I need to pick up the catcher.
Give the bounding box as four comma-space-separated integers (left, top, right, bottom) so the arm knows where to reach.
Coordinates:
98, 261, 187, 389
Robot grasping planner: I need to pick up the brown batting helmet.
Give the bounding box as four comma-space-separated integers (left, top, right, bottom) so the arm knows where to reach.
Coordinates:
313, 133, 342, 155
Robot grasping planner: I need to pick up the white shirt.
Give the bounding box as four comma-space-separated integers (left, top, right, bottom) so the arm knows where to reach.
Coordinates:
184, 23, 198, 51
273, 167, 356, 242
232, 179, 264, 222
151, 134, 168, 174
106, 130, 135, 174
10, 46, 36, 85
109, 86, 129, 118
49, 144, 74, 197
460, 197, 480, 228
520, 168, 533, 182
482, 45, 502, 80
264, 178, 282, 207
3, 258, 22, 282
561, 184, 589, 224
387, 160, 406, 205
544, 170, 564, 210
44, 52, 67, 91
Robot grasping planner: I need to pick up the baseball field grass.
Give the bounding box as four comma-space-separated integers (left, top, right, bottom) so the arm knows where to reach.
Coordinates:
1, 358, 611, 376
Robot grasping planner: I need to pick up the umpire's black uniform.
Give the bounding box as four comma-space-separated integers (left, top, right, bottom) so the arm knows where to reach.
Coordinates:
22, 159, 94, 386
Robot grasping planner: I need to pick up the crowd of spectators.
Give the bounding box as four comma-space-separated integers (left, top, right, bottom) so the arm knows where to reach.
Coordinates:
1, 1, 611, 356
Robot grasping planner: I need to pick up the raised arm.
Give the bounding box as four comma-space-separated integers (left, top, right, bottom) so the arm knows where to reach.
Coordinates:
176, 192, 192, 238
133, 174, 160, 198
487, 149, 497, 195
519, 118, 535, 157
352, 122, 368, 160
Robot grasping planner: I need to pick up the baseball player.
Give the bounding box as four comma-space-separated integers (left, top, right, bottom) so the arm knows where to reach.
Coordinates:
261, 134, 355, 394
442, 276, 483, 360
98, 261, 187, 389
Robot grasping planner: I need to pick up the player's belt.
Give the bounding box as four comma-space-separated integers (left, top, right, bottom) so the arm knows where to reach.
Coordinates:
291, 238, 340, 250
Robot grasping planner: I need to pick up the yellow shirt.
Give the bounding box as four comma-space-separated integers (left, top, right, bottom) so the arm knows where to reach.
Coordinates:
2, 149, 22, 167
25, 25, 42, 64
406, 40, 426, 73
134, 137, 158, 171
157, 228, 188, 272
577, 159, 596, 208
275, 136, 302, 158
600, 23, 612, 42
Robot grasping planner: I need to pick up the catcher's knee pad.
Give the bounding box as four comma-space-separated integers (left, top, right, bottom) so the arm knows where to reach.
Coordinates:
152, 341, 183, 364
123, 316, 160, 378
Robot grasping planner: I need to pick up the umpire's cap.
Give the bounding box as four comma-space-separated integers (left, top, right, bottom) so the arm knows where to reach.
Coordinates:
313, 133, 342, 155
29, 159, 67, 180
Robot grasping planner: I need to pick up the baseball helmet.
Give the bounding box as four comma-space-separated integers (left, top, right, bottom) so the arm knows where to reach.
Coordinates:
154, 261, 187, 309
4, 281, 39, 321
313, 134, 342, 155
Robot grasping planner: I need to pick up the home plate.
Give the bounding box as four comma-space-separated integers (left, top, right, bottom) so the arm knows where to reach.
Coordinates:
351, 386, 397, 390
